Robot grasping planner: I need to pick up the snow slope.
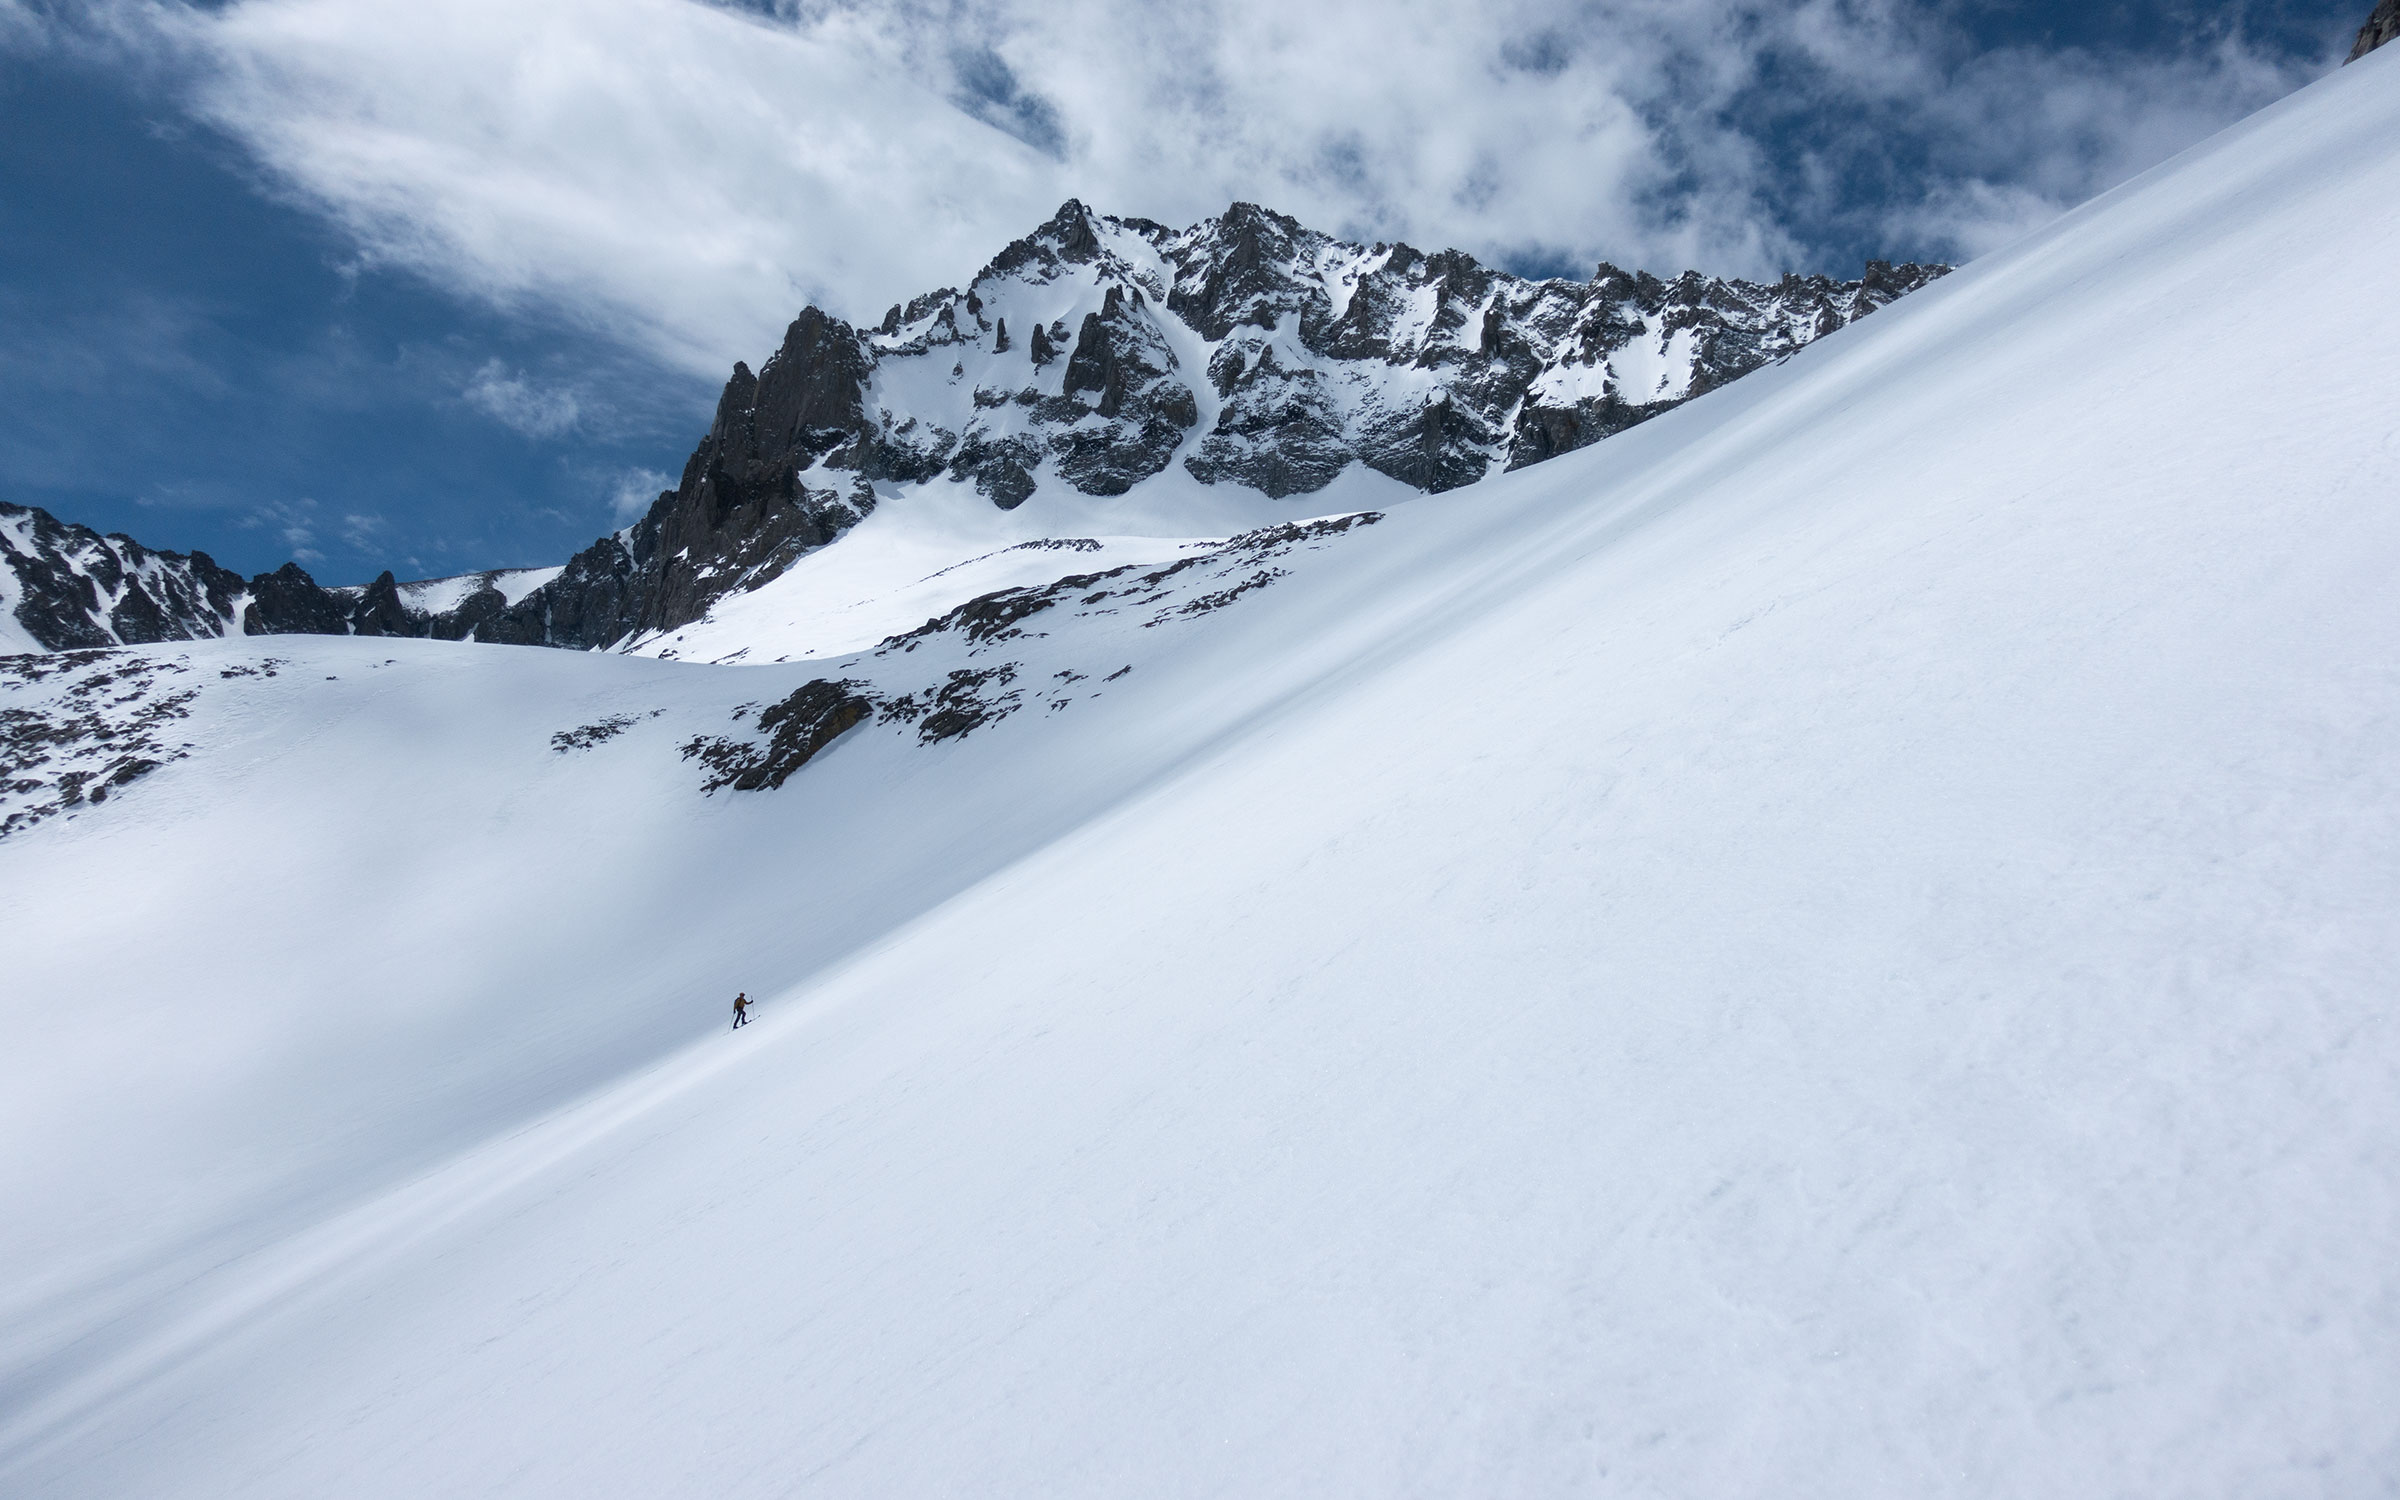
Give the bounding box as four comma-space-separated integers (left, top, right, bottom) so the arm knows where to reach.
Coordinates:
385, 565, 563, 615
621, 460, 1415, 662
5, 49, 2400, 1498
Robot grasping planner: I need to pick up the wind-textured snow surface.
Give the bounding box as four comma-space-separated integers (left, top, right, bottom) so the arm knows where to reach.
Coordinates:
5, 51, 2400, 1498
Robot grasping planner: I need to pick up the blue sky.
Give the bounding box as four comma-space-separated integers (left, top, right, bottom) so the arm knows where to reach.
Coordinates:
0, 0, 2370, 583
1, 55, 700, 578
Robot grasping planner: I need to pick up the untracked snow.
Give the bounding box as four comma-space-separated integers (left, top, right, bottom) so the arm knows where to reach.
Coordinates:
386, 565, 563, 615
3, 49, 2400, 1499
620, 461, 1414, 662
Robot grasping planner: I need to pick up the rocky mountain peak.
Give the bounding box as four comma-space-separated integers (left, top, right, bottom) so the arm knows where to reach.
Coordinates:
554, 199, 1945, 635
6, 200, 1948, 657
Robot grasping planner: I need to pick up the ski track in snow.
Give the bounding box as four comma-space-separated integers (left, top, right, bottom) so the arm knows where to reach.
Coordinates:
4, 50, 2400, 1499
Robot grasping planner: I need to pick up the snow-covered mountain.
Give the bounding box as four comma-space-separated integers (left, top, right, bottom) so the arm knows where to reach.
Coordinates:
5, 41, 2399, 1500
500, 204, 1940, 653
1, 210, 1939, 655
0, 502, 319, 653
0, 500, 557, 654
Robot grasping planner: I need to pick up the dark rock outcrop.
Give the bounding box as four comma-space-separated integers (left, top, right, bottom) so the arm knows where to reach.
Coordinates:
241, 562, 352, 637
464, 307, 884, 649
681, 678, 875, 791
0, 500, 590, 652
670, 510, 1391, 796
0, 651, 199, 836
2352, 0, 2400, 59
1, 503, 244, 650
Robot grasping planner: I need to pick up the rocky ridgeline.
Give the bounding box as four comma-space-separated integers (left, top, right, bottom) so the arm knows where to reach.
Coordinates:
0, 501, 556, 654
667, 512, 1385, 794
2, 502, 319, 650
509, 203, 1941, 651
2352, 0, 2400, 59
0, 512, 1381, 840
3, 201, 1945, 655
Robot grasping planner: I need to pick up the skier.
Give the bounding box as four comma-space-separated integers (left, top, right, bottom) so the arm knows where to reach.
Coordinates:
731, 991, 751, 1029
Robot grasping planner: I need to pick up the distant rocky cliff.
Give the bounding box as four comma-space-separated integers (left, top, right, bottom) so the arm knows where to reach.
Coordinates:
4, 201, 1945, 654
2351, 0, 2400, 59
0, 501, 557, 654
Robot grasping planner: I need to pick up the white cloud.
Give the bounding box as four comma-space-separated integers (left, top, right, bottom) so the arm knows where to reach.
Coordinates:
243, 496, 323, 561
1864, 30, 2330, 256
608, 465, 674, 524
338, 511, 387, 549
52, 0, 2343, 381
0, 0, 45, 52
462, 359, 581, 438
141, 0, 1061, 375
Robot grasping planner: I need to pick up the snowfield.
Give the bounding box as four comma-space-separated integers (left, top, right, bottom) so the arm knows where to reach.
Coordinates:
4, 48, 2400, 1499
610, 449, 1426, 664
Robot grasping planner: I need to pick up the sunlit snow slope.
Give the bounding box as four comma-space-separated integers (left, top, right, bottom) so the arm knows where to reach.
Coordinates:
5, 52, 2400, 1499
618, 461, 1416, 663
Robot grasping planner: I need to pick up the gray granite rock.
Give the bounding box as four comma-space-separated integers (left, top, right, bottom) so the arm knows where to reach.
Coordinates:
2352, 0, 2400, 59
7, 200, 1948, 654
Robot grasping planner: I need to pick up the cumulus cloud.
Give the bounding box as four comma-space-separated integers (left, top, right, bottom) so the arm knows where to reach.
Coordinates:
462, 359, 582, 438
45, 0, 2345, 380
